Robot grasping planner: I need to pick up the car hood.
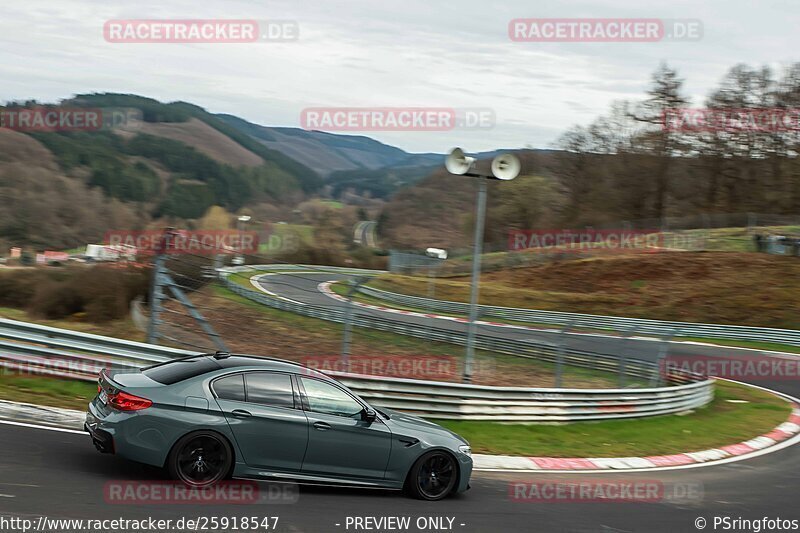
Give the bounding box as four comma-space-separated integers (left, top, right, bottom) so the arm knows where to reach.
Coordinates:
381, 408, 468, 445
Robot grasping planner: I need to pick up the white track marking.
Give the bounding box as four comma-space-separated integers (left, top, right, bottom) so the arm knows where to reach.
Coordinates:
0, 419, 86, 435
248, 273, 311, 305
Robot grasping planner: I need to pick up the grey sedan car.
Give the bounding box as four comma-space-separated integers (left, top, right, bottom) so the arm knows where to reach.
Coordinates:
85, 353, 472, 500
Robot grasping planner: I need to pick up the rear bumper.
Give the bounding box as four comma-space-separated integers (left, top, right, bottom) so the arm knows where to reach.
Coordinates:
84, 418, 114, 454
85, 401, 116, 454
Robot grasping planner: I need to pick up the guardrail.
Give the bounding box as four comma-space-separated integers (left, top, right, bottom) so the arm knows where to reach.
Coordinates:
0, 317, 713, 422
358, 285, 800, 347
335, 373, 713, 422
223, 264, 384, 276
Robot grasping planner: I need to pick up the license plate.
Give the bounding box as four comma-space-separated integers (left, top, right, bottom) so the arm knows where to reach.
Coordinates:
98, 389, 108, 405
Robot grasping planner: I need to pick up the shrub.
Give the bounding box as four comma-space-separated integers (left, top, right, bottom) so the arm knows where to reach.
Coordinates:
18, 266, 150, 322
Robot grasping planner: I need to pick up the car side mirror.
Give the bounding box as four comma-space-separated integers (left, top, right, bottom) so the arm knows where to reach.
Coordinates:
362, 408, 377, 423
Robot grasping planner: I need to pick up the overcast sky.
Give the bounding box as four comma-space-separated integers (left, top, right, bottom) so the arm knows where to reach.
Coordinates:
1, 0, 798, 153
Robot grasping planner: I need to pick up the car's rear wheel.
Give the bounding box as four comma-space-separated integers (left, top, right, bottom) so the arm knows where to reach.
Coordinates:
167, 431, 232, 487
406, 451, 458, 500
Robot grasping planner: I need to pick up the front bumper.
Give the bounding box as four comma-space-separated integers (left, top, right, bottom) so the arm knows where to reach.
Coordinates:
456, 453, 473, 493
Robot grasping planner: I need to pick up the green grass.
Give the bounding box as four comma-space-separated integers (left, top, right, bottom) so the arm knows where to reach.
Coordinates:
274, 223, 314, 243
257, 224, 315, 253
436, 380, 791, 457
0, 374, 789, 460
225, 270, 263, 291
0, 373, 97, 411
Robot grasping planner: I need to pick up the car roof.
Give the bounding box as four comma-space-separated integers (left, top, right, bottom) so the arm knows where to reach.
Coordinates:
141, 353, 334, 383
209, 353, 332, 380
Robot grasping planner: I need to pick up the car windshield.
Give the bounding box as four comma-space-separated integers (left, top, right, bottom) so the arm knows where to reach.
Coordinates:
142, 356, 220, 385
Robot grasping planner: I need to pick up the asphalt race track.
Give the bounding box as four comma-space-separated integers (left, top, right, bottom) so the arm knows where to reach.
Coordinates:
1, 423, 799, 533
0, 271, 798, 533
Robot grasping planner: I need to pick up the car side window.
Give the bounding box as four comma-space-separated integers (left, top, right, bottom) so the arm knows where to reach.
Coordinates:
213, 374, 245, 402
300, 377, 363, 418
245, 372, 295, 409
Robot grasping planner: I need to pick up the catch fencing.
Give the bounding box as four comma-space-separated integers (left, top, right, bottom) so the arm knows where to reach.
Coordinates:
358, 285, 800, 347
220, 268, 663, 385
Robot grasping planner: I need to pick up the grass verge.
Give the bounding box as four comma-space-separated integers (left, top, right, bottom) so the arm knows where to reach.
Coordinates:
435, 380, 791, 457
368, 252, 800, 330
0, 376, 789, 460
0, 373, 96, 411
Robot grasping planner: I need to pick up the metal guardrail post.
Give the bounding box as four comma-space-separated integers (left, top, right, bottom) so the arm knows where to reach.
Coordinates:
146, 249, 166, 344
341, 276, 370, 370
651, 327, 679, 387
427, 261, 442, 339
618, 325, 640, 388
555, 319, 577, 388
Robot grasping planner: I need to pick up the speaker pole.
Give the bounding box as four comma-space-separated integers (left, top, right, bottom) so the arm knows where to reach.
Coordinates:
464, 177, 487, 383
444, 148, 519, 383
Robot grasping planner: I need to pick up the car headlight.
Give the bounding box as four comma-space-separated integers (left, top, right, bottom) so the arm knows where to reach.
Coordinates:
458, 445, 471, 457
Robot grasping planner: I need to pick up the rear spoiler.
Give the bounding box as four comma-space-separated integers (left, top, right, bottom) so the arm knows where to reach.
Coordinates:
99, 368, 121, 389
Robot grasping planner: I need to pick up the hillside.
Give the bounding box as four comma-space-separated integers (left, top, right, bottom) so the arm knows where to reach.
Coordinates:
0, 128, 141, 249
217, 114, 445, 198
0, 95, 327, 229
134, 118, 265, 168
378, 150, 561, 250
0, 92, 560, 253
217, 114, 440, 174
0, 93, 432, 250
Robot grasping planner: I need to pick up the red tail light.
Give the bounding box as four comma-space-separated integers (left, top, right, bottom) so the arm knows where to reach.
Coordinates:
108, 391, 152, 411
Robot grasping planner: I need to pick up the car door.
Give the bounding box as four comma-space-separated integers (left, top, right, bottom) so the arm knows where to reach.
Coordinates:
213, 372, 308, 473
298, 376, 392, 480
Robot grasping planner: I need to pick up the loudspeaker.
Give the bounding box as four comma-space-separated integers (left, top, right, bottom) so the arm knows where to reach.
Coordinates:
445, 148, 476, 175
490, 153, 521, 181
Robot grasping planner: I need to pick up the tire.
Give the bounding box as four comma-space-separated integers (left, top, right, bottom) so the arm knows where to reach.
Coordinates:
167, 430, 233, 488
405, 451, 458, 501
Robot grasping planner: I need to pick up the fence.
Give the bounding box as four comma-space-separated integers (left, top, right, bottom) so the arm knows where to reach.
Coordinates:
0, 317, 712, 422
219, 270, 666, 386
389, 212, 800, 274
358, 285, 800, 348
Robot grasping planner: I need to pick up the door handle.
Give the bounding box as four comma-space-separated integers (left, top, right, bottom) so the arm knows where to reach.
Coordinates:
313, 421, 332, 431
231, 409, 252, 419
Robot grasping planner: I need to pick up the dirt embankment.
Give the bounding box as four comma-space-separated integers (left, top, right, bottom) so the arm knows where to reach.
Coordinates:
374, 252, 800, 329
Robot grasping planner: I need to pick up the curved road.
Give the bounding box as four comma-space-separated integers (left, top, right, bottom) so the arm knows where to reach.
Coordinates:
0, 271, 798, 533
1, 423, 798, 532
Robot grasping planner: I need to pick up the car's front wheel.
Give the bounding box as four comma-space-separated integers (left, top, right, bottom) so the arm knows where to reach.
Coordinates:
167, 431, 233, 487
406, 451, 458, 500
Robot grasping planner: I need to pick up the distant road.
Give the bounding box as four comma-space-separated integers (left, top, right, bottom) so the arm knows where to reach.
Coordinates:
353, 221, 377, 247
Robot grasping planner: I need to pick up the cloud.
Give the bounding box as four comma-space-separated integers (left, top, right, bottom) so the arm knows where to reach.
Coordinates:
1, 0, 797, 152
